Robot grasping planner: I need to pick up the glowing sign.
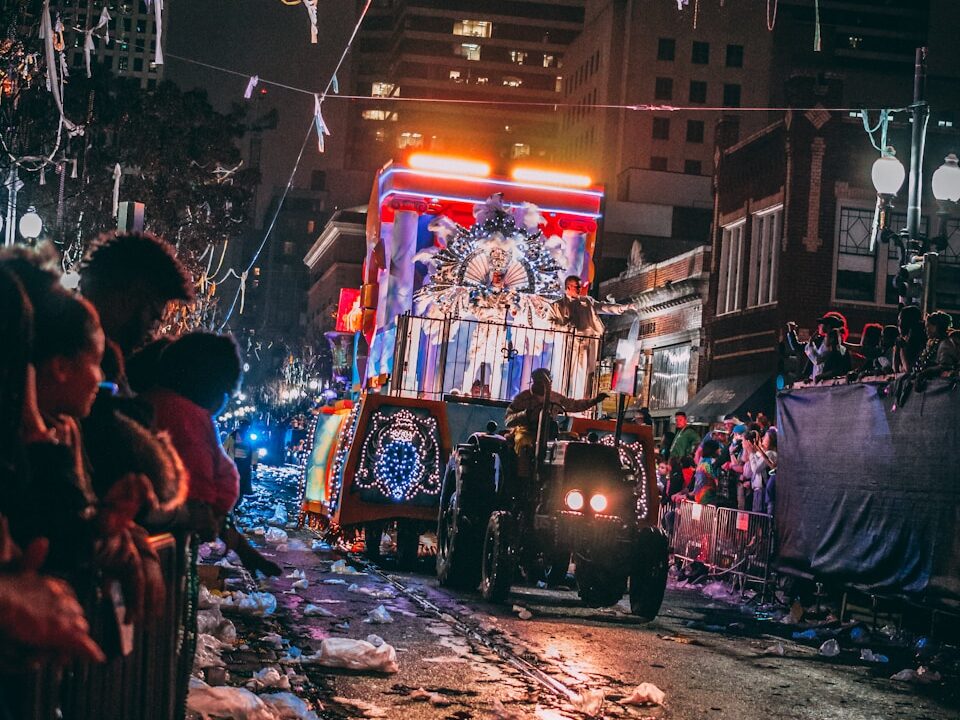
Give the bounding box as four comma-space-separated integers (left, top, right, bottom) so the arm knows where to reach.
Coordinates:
335, 288, 362, 333
408, 153, 491, 178
510, 167, 593, 188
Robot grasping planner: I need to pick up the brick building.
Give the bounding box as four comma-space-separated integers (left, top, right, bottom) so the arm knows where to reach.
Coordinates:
599, 244, 710, 432
691, 107, 960, 421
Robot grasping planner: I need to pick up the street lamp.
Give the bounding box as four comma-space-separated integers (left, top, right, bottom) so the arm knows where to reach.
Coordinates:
871, 150, 906, 196
931, 153, 960, 203
18, 206, 42, 241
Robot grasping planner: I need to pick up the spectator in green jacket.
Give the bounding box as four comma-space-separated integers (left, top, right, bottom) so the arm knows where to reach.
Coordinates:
668, 411, 700, 461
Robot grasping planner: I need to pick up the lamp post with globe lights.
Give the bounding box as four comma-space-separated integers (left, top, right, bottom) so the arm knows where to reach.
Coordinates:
18, 206, 43, 243
870, 48, 960, 314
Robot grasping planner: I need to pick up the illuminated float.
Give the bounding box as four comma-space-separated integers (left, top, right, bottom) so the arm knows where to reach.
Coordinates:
301, 154, 654, 561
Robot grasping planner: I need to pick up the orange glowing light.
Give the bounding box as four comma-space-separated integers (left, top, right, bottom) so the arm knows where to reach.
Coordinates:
407, 153, 491, 178
510, 167, 593, 188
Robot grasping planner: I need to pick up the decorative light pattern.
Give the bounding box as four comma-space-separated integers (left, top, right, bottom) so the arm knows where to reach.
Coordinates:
414, 194, 564, 322
327, 403, 362, 513
354, 409, 441, 503
598, 435, 649, 520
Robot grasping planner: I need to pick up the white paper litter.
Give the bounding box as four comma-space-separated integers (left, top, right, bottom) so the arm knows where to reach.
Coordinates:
622, 682, 666, 706
512, 605, 533, 621
292, 579, 309, 590
347, 583, 396, 599
819, 639, 840, 657
260, 633, 285, 650
305, 637, 399, 674
198, 585, 221, 609
491, 698, 527, 719
259, 692, 320, 720
246, 666, 291, 691
265, 527, 289, 544
365, 605, 394, 624
409, 688, 452, 706
330, 560, 364, 575
198, 607, 237, 643
860, 649, 888, 663
188, 678, 279, 720
193, 633, 228, 669
302, 604, 335, 617
322, 578, 348, 586
219, 591, 278, 616
286, 539, 309, 551
331, 697, 389, 718
763, 642, 786, 656
365, 634, 385, 647
569, 688, 604, 715
285, 570, 306, 580
269, 503, 289, 526
311, 540, 330, 552
891, 666, 942, 684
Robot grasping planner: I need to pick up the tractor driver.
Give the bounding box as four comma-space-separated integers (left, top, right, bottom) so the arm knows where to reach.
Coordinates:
505, 368, 607, 476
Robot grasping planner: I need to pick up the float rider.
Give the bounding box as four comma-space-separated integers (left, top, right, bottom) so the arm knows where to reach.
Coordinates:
504, 368, 607, 476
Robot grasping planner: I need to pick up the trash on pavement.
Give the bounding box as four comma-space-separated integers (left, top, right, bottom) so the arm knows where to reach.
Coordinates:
285, 570, 306, 580
860, 649, 889, 663
491, 698, 527, 719
891, 666, 942, 684
331, 697, 389, 718
221, 591, 278, 617
251, 526, 266, 536
194, 633, 228, 669
819, 639, 841, 657
622, 682, 666, 706
763, 642, 786, 656
329, 559, 364, 575
187, 678, 277, 720
365, 634, 385, 647
292, 578, 309, 590
302, 604, 335, 617
792, 629, 818, 641
311, 540, 331, 552
246, 666, 291, 691
269, 503, 288, 526
512, 605, 533, 621
197, 606, 237, 643
365, 605, 394, 624
286, 539, 309, 551
347, 583, 396, 599
409, 688, 453, 706
305, 637, 399, 674
260, 633, 285, 650
259, 692, 320, 720
265, 527, 289, 544
323, 578, 348, 585
569, 688, 604, 715
198, 585, 221, 609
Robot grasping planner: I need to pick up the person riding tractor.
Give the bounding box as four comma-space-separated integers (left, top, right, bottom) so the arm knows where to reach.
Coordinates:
504, 368, 607, 476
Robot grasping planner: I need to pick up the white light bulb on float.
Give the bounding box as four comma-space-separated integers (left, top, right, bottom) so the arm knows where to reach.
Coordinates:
18, 207, 42, 240
932, 153, 960, 203
871, 150, 906, 196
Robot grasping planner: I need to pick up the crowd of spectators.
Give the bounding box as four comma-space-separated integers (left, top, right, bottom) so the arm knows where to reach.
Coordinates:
0, 233, 278, 718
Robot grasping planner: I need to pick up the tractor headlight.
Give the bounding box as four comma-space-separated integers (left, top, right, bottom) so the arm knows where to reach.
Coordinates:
589, 493, 608, 513
565, 490, 585, 511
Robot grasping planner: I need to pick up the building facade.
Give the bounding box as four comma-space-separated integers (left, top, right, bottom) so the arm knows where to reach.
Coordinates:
348, 0, 586, 170
703, 111, 960, 391
599, 244, 710, 431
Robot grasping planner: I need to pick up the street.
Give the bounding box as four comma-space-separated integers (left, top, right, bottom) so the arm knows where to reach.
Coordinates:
194, 468, 959, 720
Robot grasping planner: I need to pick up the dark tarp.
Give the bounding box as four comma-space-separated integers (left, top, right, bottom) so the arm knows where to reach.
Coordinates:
776, 380, 960, 606
682, 372, 774, 423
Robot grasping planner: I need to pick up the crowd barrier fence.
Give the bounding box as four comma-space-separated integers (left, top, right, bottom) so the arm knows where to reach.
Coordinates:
24, 533, 188, 720
667, 500, 774, 597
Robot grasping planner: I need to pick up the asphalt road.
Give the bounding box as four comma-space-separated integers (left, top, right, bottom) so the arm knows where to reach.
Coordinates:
214, 470, 958, 720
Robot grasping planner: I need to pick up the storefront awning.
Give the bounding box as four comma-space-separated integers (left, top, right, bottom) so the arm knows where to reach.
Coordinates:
681, 372, 775, 423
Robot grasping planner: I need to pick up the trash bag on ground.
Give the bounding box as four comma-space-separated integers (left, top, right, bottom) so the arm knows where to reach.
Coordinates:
329, 559, 363, 575
221, 591, 278, 616
819, 639, 841, 657
305, 637, 399, 674
259, 692, 320, 720
569, 689, 604, 715
365, 605, 393, 624
622, 682, 666, 706
187, 678, 279, 720
269, 503, 289, 526
303, 603, 335, 617
265, 527, 289, 544
194, 633, 228, 669
246, 666, 291, 691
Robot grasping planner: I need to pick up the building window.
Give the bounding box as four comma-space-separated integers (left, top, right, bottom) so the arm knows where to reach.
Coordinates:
374, 129, 387, 143
652, 117, 670, 140
649, 344, 692, 410
689, 80, 707, 104
397, 132, 423, 149
683, 159, 702, 175
133, 57, 143, 72
456, 43, 481, 61
686, 120, 704, 143
511, 143, 531, 158
510, 50, 528, 65
361, 109, 393, 120
657, 38, 675, 61
449, 69, 463, 82
502, 76, 523, 87
453, 19, 492, 38
118, 56, 129, 71
747, 205, 782, 307
717, 219, 746, 314
310, 170, 326, 191
543, 53, 556, 68
283, 241, 295, 256
726, 44, 744, 68
692, 41, 710, 64
371, 82, 396, 97
476, 76, 489, 85
650, 156, 668, 171
654, 77, 673, 100
554, 75, 563, 92
723, 83, 742, 108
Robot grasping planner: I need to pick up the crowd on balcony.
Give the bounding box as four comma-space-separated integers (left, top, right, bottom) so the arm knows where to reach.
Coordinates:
0, 233, 280, 717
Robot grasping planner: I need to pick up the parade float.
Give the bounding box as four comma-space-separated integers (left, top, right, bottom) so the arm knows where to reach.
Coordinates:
301, 154, 656, 561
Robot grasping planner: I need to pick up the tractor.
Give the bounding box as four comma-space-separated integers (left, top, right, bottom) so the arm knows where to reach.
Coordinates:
435, 390, 668, 619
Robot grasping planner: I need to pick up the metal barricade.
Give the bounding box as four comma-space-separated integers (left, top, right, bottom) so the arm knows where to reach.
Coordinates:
713, 506, 774, 593
23, 533, 187, 720
669, 501, 718, 566
669, 501, 774, 597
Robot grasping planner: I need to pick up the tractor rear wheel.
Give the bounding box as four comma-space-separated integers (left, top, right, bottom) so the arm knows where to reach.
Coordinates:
629, 529, 669, 620
480, 511, 514, 603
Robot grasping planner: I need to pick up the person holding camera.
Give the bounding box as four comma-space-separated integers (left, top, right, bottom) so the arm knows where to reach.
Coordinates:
803, 313, 851, 381
742, 428, 777, 514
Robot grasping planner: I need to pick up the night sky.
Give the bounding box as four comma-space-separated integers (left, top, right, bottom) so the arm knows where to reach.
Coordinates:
166, 1, 357, 222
